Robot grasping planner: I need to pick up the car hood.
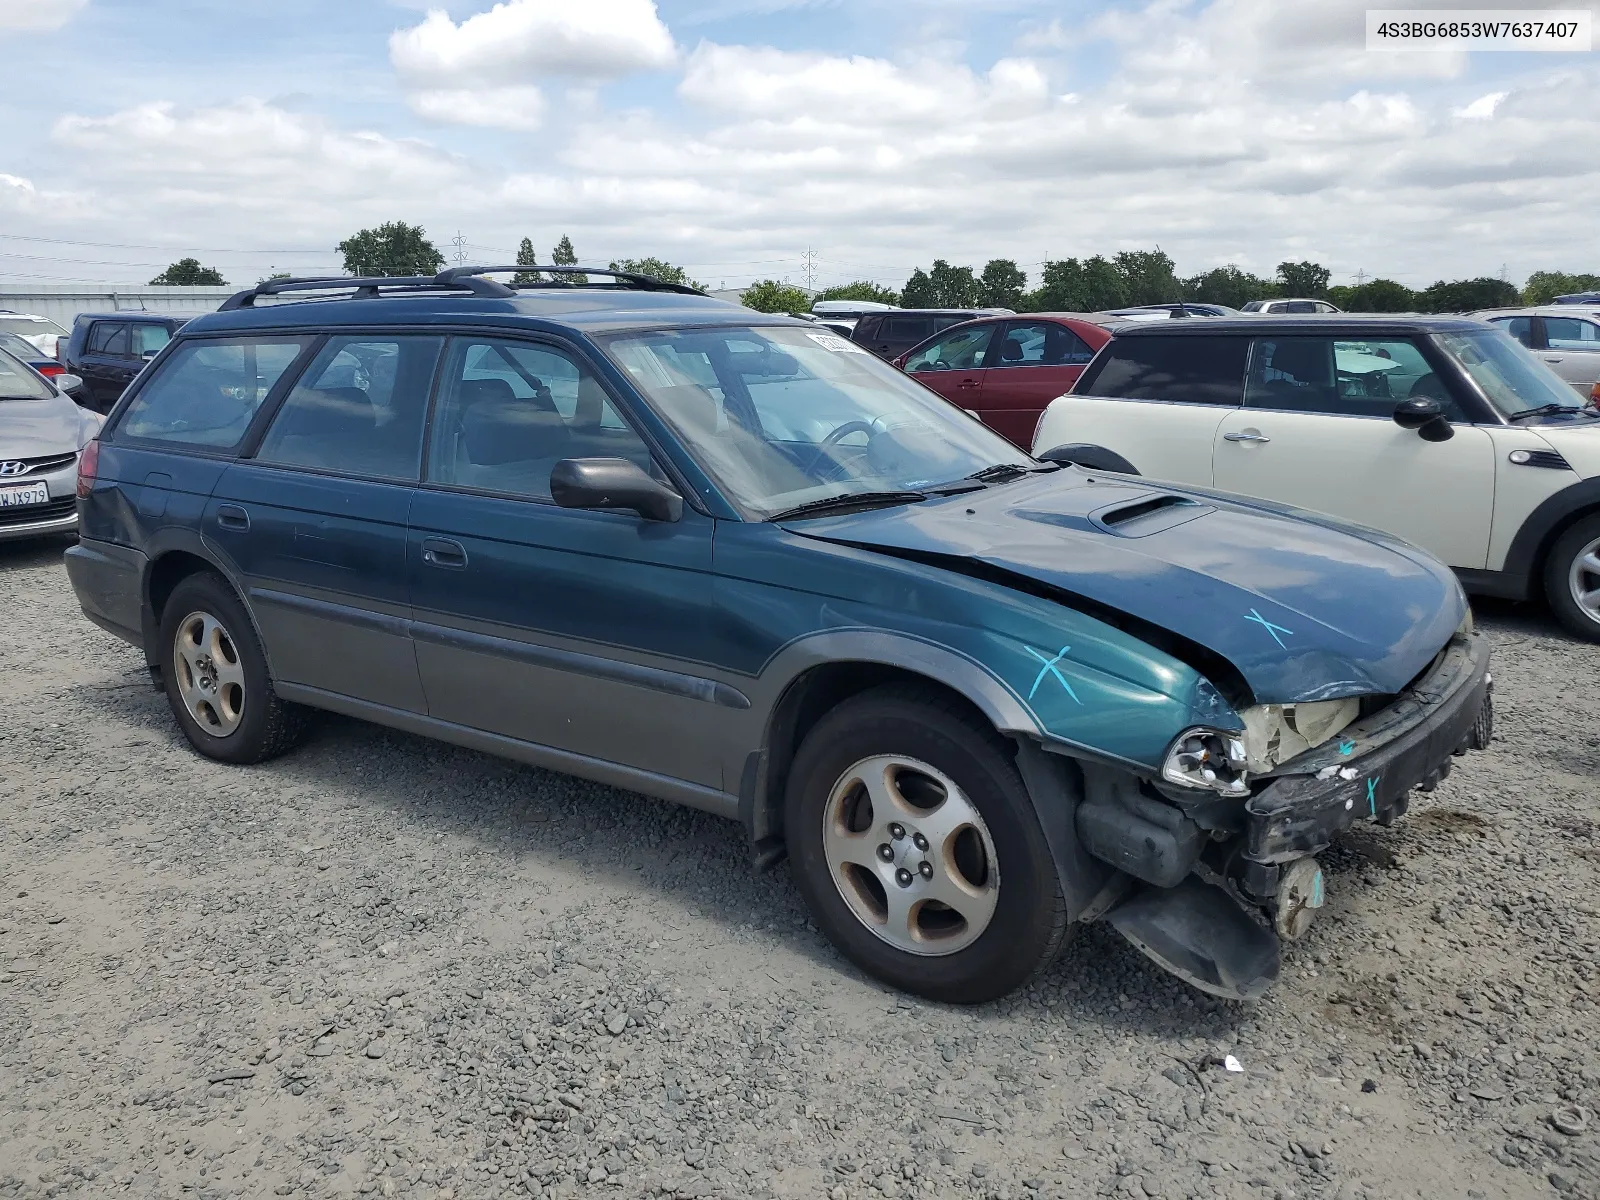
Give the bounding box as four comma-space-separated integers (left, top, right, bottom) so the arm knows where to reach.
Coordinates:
783, 470, 1464, 705
0, 395, 94, 458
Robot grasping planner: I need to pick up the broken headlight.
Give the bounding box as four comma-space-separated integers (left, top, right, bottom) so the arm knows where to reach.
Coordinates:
1237, 698, 1360, 773
1162, 727, 1250, 796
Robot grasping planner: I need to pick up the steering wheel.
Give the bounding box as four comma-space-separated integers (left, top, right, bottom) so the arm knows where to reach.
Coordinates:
805, 420, 880, 481
823, 420, 878, 446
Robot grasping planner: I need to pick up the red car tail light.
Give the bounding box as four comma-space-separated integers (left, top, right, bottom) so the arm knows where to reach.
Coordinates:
37, 363, 64, 378
77, 440, 100, 498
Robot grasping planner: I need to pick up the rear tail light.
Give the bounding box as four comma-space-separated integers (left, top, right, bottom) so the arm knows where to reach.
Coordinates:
38, 363, 64, 378
53, 337, 63, 360
76, 439, 100, 498
1591, 381, 1600, 405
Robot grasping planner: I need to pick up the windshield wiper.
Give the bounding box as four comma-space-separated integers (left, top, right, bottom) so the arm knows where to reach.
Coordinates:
766, 490, 928, 522
966, 463, 1033, 482
1507, 402, 1584, 420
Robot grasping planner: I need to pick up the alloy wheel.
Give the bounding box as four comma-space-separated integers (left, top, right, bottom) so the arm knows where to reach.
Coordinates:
820, 755, 1000, 956
1567, 535, 1600, 626
172, 610, 246, 736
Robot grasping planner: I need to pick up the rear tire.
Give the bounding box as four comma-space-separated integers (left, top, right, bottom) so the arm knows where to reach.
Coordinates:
158, 572, 310, 764
1543, 515, 1600, 643
784, 686, 1067, 1004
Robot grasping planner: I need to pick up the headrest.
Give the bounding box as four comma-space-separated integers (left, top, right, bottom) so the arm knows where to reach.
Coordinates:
462, 400, 570, 467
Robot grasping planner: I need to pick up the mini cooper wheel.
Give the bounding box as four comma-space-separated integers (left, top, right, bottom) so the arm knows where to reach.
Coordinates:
1544, 515, 1600, 643
785, 686, 1067, 1004
158, 572, 310, 764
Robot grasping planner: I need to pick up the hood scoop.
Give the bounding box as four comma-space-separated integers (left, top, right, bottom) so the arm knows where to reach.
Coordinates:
1092, 493, 1213, 538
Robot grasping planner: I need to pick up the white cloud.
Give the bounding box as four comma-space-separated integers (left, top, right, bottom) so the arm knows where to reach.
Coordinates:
1456, 90, 1507, 120
0, 0, 85, 31
408, 85, 547, 131
390, 0, 676, 83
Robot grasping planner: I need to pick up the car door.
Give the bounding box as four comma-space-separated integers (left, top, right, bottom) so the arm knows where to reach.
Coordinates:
1486, 314, 1535, 350
901, 323, 998, 415
207, 333, 443, 713
870, 315, 933, 359
79, 321, 131, 410
1213, 334, 1495, 569
979, 320, 1097, 446
407, 334, 724, 790
1538, 315, 1600, 397
1036, 334, 1251, 485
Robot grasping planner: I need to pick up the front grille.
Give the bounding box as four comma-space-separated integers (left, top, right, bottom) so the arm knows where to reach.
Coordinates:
0, 451, 77, 476
0, 496, 75, 527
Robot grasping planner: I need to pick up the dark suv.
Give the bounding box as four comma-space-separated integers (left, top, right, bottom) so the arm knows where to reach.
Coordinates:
849, 308, 1014, 359
65, 268, 1491, 1004
62, 311, 203, 414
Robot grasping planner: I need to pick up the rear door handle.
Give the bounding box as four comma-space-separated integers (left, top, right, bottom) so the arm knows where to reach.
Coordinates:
957, 379, 981, 389
421, 537, 467, 569
1223, 431, 1271, 443
1542, 356, 1563, 363
216, 504, 250, 531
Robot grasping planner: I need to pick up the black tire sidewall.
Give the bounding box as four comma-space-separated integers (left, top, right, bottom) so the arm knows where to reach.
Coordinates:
785, 693, 1062, 1004
1544, 515, 1600, 643
159, 573, 278, 763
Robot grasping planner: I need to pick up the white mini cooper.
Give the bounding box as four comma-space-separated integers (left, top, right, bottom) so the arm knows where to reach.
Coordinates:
1032, 315, 1600, 640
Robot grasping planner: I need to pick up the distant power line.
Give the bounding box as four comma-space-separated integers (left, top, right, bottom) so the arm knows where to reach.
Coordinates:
0, 232, 330, 255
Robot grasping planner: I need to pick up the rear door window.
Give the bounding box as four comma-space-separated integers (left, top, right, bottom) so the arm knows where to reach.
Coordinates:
132, 323, 174, 356
993, 321, 1095, 366
255, 336, 444, 480
1544, 316, 1600, 350
88, 323, 130, 356
117, 337, 312, 450
1076, 336, 1249, 404
884, 317, 933, 344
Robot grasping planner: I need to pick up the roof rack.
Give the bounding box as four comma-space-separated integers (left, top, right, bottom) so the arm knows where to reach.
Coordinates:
218, 264, 705, 311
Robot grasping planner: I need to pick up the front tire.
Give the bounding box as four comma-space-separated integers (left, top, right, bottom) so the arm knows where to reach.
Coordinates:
158, 572, 310, 763
1543, 515, 1600, 642
784, 686, 1067, 1004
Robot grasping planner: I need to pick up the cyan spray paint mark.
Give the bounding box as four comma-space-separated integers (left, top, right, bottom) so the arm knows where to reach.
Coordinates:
1026, 646, 1082, 704
1338, 738, 1356, 756
1366, 776, 1380, 817
1244, 608, 1293, 648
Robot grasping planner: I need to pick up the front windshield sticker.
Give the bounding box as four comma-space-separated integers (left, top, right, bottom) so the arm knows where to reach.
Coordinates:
1025, 645, 1082, 704
805, 332, 868, 354
1244, 608, 1294, 648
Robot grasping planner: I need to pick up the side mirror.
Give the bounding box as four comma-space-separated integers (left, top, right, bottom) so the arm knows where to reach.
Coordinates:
55, 374, 84, 395
1393, 397, 1454, 442
550, 457, 683, 522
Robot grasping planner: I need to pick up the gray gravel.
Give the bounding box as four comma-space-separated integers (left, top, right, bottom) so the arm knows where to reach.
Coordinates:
2, 536, 1597, 1200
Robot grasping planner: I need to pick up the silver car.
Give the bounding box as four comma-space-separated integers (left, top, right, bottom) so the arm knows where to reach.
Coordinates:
1474, 305, 1600, 400
0, 346, 101, 542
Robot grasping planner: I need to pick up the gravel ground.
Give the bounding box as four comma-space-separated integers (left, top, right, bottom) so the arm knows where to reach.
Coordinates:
2, 537, 1597, 1200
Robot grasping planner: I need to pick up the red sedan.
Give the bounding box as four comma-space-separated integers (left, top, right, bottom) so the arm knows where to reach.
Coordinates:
893, 314, 1112, 447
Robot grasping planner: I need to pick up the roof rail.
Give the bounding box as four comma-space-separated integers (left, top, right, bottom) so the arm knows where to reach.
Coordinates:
218, 264, 706, 311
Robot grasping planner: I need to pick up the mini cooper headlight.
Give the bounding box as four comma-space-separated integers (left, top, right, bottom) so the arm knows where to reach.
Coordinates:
1162, 727, 1250, 796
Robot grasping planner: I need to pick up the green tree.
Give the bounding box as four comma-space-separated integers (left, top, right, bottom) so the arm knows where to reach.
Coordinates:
927, 260, 980, 307
978, 259, 1027, 309
1523, 270, 1600, 305
551, 234, 585, 283
1276, 260, 1332, 298
1027, 256, 1126, 312
257, 271, 293, 284
1342, 278, 1416, 312
740, 279, 813, 313
149, 257, 226, 286
815, 280, 900, 306
1112, 250, 1180, 305
609, 257, 704, 291
337, 222, 445, 278
900, 268, 937, 308
1417, 277, 1519, 313
1181, 264, 1274, 308
513, 237, 540, 286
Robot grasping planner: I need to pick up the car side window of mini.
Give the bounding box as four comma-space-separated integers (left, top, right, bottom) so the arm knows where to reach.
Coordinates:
1243, 337, 1464, 421
1076, 336, 1249, 405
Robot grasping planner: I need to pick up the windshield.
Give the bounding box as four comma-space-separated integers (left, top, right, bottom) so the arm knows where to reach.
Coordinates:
0, 347, 55, 401
0, 331, 43, 359
1433, 329, 1582, 418
601, 325, 1031, 519
0, 316, 68, 338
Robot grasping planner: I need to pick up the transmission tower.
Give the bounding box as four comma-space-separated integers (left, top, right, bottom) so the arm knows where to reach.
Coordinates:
802, 248, 818, 292
1355, 269, 1366, 287
452, 231, 468, 267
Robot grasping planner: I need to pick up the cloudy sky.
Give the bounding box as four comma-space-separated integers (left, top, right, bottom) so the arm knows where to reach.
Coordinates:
1, 0, 1595, 293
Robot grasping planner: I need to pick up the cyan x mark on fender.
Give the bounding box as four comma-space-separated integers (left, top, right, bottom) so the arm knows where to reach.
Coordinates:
1025, 645, 1082, 704
1244, 607, 1294, 649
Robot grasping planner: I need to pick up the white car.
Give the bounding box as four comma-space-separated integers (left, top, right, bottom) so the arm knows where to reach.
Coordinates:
1240, 299, 1342, 315
1032, 315, 1600, 640
0, 310, 70, 357
1473, 305, 1600, 401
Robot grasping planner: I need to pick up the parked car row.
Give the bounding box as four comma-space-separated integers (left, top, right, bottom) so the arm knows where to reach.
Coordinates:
1475, 303, 1600, 400
57, 264, 1492, 1007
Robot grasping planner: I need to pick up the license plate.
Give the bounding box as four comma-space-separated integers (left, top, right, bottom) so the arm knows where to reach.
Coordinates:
0, 480, 50, 508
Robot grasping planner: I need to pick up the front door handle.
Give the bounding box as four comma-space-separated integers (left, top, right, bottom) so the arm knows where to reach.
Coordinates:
1223, 431, 1271, 443
1542, 356, 1563, 364
957, 378, 981, 389
421, 537, 467, 569
216, 504, 250, 531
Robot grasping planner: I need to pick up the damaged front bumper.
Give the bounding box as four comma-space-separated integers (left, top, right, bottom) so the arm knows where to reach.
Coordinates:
1096, 632, 1492, 1001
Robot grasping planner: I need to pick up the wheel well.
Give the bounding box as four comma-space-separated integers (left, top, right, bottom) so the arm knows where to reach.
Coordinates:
754, 661, 997, 847
1532, 502, 1600, 596
146, 550, 219, 625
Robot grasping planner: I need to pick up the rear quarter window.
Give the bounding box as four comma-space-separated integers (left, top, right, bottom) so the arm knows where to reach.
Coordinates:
1075, 336, 1250, 405
117, 336, 312, 450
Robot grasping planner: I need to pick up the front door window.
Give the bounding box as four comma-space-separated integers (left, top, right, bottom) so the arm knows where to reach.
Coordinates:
904, 325, 995, 374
